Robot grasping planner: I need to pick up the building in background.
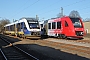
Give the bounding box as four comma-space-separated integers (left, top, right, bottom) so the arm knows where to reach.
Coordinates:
83, 21, 90, 34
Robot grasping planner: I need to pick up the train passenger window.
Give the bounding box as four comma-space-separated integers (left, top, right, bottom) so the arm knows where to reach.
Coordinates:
17, 23, 21, 31
52, 22, 56, 29
6, 26, 9, 31
65, 21, 68, 27
48, 23, 51, 29
12, 25, 14, 31
10, 25, 14, 31
57, 21, 61, 29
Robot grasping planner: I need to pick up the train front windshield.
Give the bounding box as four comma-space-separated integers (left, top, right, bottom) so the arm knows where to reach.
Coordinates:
27, 21, 40, 29
70, 18, 82, 28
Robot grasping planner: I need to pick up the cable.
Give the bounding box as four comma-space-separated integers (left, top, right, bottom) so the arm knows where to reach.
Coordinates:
39, 0, 85, 16
63, 0, 85, 8
36, 0, 61, 13
78, 6, 90, 11
11, 0, 40, 19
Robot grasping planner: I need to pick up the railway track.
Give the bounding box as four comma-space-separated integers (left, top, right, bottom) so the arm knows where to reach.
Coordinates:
0, 37, 39, 60
32, 39, 90, 59
3, 34, 90, 44
1, 34, 90, 59
3, 35, 90, 54
38, 38, 90, 51
0, 48, 7, 60
42, 36, 90, 44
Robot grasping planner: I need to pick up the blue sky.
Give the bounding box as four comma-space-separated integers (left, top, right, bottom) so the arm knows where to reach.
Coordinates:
0, 0, 90, 22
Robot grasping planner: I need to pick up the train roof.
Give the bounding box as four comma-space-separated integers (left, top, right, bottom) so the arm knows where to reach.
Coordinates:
4, 19, 25, 27
19, 17, 38, 21
4, 17, 38, 27
4, 22, 15, 27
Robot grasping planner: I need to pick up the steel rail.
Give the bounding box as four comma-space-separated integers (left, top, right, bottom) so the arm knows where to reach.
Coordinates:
0, 48, 8, 60
0, 36, 39, 60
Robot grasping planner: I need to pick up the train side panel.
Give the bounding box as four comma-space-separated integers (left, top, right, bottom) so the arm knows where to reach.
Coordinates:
47, 18, 62, 37
44, 16, 85, 39
4, 23, 15, 35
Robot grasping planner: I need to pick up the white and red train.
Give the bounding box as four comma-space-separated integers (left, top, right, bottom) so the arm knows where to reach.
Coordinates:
40, 16, 86, 39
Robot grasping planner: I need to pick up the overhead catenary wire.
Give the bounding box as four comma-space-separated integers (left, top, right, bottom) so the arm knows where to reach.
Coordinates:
38, 0, 86, 16
10, 0, 30, 20
11, 0, 89, 20
11, 0, 40, 19
36, 0, 61, 13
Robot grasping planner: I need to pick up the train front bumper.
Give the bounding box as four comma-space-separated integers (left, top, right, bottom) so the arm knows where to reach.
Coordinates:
24, 31, 41, 38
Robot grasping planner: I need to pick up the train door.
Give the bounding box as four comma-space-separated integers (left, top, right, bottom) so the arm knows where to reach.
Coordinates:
62, 20, 69, 38
48, 22, 51, 36
48, 22, 57, 37
57, 21, 62, 38
51, 22, 56, 36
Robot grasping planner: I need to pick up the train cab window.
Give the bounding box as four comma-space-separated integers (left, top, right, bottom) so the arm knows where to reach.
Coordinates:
65, 21, 68, 27
57, 21, 61, 29
48, 23, 51, 29
52, 22, 56, 29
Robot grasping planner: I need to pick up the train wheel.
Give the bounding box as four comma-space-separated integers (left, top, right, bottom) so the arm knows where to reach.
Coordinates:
19, 34, 22, 38
62, 34, 66, 39
22, 35, 26, 39
58, 34, 62, 39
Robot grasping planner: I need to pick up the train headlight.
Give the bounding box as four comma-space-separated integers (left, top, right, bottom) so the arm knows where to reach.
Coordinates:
30, 26, 32, 29
30, 26, 32, 27
37, 25, 40, 29
81, 32, 83, 35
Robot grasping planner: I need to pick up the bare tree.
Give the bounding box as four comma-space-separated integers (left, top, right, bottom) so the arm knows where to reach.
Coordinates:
84, 18, 90, 22
69, 10, 81, 18
0, 19, 10, 33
